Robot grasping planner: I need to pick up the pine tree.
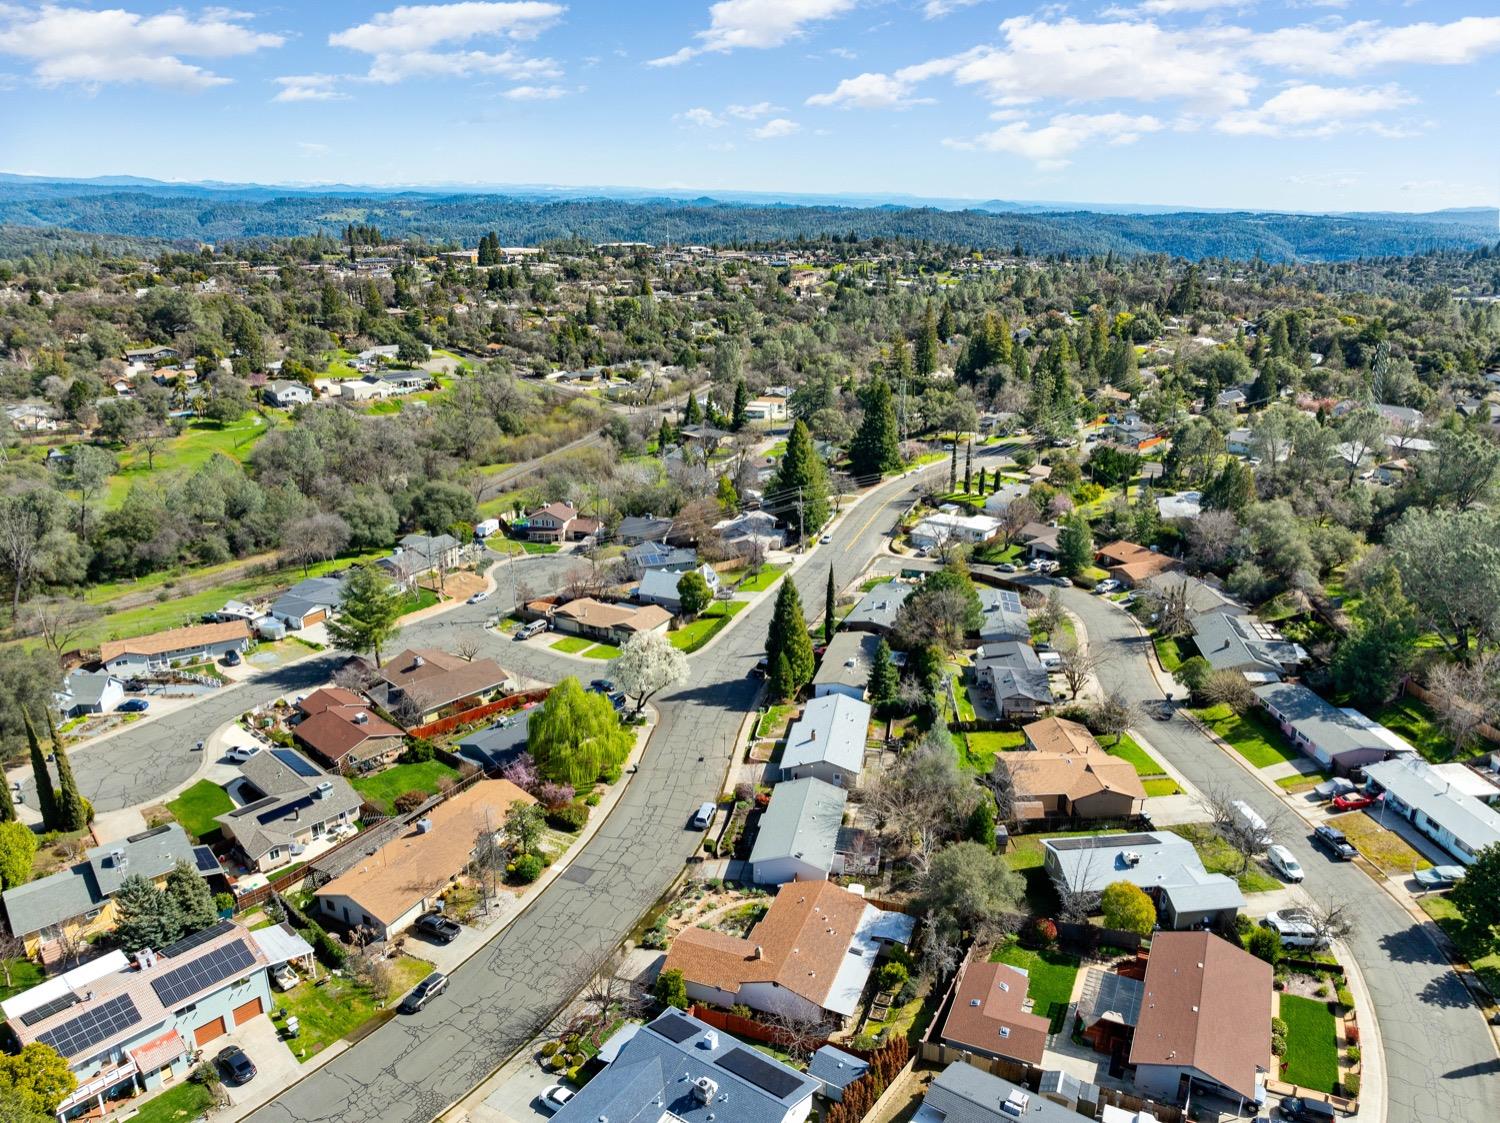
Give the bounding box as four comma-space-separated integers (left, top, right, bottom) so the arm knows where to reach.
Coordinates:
825, 567, 837, 645
24, 711, 58, 831
868, 639, 899, 711
889, 335, 913, 382
769, 652, 796, 704
1057, 514, 1094, 577
937, 300, 955, 342
683, 392, 702, 426
766, 580, 815, 698
46, 710, 89, 832
848, 375, 902, 478
113, 874, 183, 953
657, 417, 675, 456
963, 439, 973, 494
731, 377, 749, 431
768, 420, 830, 541
165, 860, 218, 932
916, 302, 939, 377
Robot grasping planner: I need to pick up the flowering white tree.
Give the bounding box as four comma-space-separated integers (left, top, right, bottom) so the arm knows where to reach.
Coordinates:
610, 630, 688, 718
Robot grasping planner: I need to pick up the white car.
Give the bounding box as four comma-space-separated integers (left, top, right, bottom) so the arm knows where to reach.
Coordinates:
1094, 579, 1121, 595
1266, 844, 1304, 883
539, 1086, 575, 1115
1262, 908, 1328, 948
467, 590, 490, 604
226, 744, 261, 763
819, 533, 833, 544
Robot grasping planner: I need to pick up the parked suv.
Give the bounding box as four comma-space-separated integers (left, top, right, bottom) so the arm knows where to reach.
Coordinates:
1278, 1097, 1336, 1123
400, 972, 449, 1013
1312, 824, 1358, 861
415, 912, 462, 943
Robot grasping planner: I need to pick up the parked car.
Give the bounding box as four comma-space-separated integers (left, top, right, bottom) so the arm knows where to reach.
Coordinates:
1414, 865, 1466, 890
539, 1086, 575, 1115
118, 699, 150, 713
400, 972, 449, 1013
226, 744, 261, 763
1262, 908, 1329, 948
1150, 700, 1174, 722
1331, 791, 1376, 812
751, 656, 770, 678
515, 619, 548, 640
588, 679, 615, 694
222, 650, 242, 666
467, 590, 491, 604
1313, 777, 1356, 801
216, 1046, 257, 1085
690, 802, 717, 830
1278, 1097, 1336, 1123
1266, 844, 1304, 883
1094, 579, 1121, 595
271, 964, 299, 991
997, 562, 1018, 573
415, 912, 462, 943
606, 691, 627, 712
1312, 824, 1358, 861
819, 533, 833, 544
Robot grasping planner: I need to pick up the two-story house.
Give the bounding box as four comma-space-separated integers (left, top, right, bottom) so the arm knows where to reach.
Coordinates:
215, 751, 361, 872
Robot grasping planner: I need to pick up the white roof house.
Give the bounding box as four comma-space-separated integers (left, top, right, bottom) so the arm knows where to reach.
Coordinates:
1364, 756, 1500, 864
910, 512, 1001, 549
779, 694, 872, 789
1156, 491, 1203, 521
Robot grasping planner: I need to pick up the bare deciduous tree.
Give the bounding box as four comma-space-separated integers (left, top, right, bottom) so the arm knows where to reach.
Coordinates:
1196, 784, 1286, 873
19, 597, 100, 662
1425, 655, 1500, 758
1201, 669, 1255, 714
1058, 637, 1101, 700
455, 638, 481, 662
764, 1011, 829, 1064
1092, 691, 1142, 746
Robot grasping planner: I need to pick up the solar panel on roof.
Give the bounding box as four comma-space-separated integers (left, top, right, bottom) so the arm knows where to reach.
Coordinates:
193, 846, 221, 874
272, 748, 321, 778
36, 994, 140, 1057
151, 941, 256, 1006
157, 920, 235, 960
716, 1047, 806, 1099
651, 1013, 701, 1044
19, 993, 80, 1026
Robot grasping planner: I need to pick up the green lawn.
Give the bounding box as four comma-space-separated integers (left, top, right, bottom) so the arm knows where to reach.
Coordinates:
165, 780, 234, 840
670, 601, 747, 652
961, 730, 1025, 773
989, 938, 1081, 1033
583, 643, 621, 659
1418, 894, 1500, 996
102, 416, 280, 507
737, 565, 788, 593
1143, 777, 1182, 797
1365, 696, 1461, 762
1154, 635, 1194, 674
1003, 829, 1126, 871
1103, 733, 1181, 795
351, 761, 461, 814
756, 704, 794, 739
402, 587, 440, 613
273, 956, 433, 1060
0, 959, 45, 1003
552, 635, 593, 653
1166, 823, 1280, 893
1278, 995, 1340, 1093
131, 1080, 216, 1123
1192, 704, 1302, 768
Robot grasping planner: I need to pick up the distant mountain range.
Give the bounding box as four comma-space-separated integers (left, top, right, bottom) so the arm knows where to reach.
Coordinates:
0, 172, 1494, 262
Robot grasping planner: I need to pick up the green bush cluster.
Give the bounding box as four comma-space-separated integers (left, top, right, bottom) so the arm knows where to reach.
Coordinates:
510, 853, 545, 883
545, 801, 590, 832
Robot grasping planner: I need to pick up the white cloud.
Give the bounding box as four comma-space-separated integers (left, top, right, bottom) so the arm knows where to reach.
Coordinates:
828, 46, 856, 59
1216, 82, 1415, 136
677, 106, 726, 127
923, 0, 981, 18
503, 83, 567, 99
1136, 0, 1246, 13
1251, 17, 1500, 77
806, 71, 934, 109
0, 4, 283, 90
947, 112, 1164, 170
649, 0, 856, 66
752, 117, 801, 139
273, 74, 349, 102
726, 100, 780, 118
330, 2, 565, 84
296, 141, 328, 154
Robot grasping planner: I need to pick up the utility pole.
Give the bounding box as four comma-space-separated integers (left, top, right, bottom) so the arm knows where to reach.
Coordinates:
795, 488, 805, 554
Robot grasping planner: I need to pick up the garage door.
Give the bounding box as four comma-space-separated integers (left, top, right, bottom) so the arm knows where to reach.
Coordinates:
303, 609, 326, 626
194, 1018, 227, 1046
233, 999, 262, 1026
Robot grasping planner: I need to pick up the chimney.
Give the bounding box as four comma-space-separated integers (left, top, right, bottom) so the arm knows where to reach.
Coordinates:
416, 818, 434, 833
110, 847, 127, 869
353, 712, 369, 725
750, 945, 763, 960
412, 655, 425, 668
316, 781, 333, 800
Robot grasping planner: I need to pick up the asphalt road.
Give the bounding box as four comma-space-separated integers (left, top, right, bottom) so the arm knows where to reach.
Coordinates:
1059, 588, 1500, 1123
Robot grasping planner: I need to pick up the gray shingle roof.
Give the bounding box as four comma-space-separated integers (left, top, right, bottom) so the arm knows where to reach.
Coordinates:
843, 581, 915, 632
813, 632, 881, 693
1043, 831, 1243, 914
1195, 614, 1302, 676
921, 1062, 1090, 1123
809, 1046, 869, 1093
977, 588, 1029, 643
216, 753, 359, 861
781, 694, 871, 777
1251, 682, 1396, 762
1365, 756, 1500, 857
749, 778, 847, 873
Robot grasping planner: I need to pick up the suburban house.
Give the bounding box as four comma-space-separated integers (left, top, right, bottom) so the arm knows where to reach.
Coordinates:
977, 587, 1031, 644
55, 670, 125, 717
5, 403, 61, 432
292, 688, 406, 773
625, 542, 698, 572
455, 717, 530, 771
714, 509, 788, 552
744, 395, 790, 423
910, 512, 1001, 550
1155, 491, 1202, 521
812, 631, 882, 700
1140, 573, 1238, 619
779, 694, 872, 789
842, 580, 915, 634
982, 482, 1032, 516
1043, 832, 1243, 931
2, 923, 272, 1120
552, 598, 673, 646
552, 1010, 817, 1123
1363, 756, 1500, 865
919, 1064, 1113, 1123
314, 779, 535, 940
1129, 931, 1272, 1110
215, 750, 360, 872
940, 949, 1050, 1066
975, 643, 1054, 719
98, 620, 251, 674
123, 344, 179, 365
262, 379, 313, 408
1004, 718, 1148, 821
1017, 522, 1062, 559
526, 501, 599, 543
616, 514, 675, 545
637, 564, 720, 613
380, 533, 463, 583
270, 574, 346, 629
1193, 614, 1304, 682
1252, 683, 1415, 773
2, 825, 217, 959
809, 1046, 869, 1103
1095, 542, 1181, 588
1226, 428, 1255, 457
372, 648, 517, 724
749, 777, 848, 884
1215, 388, 1247, 411
662, 880, 914, 1023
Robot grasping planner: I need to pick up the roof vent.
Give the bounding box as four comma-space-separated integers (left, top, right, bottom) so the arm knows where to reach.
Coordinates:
316, 781, 333, 799
416, 818, 434, 833
1001, 1090, 1029, 1118
412, 655, 425, 667
353, 712, 369, 725
1122, 851, 1142, 867
970, 999, 982, 1007
1000, 1027, 1010, 1039
699, 1030, 719, 1050
109, 847, 127, 868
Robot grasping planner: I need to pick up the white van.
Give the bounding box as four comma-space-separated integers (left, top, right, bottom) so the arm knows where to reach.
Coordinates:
1266, 844, 1304, 882
1230, 799, 1273, 847
1262, 908, 1328, 948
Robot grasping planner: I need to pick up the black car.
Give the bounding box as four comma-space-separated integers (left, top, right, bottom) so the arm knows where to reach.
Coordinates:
415, 912, 462, 943
1278, 1097, 1336, 1123
1312, 824, 1358, 861
216, 1045, 256, 1085
401, 972, 449, 1013
588, 679, 615, 694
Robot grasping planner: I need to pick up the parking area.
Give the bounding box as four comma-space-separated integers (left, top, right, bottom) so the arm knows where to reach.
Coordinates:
216, 1011, 302, 1120
403, 914, 505, 973
476, 1060, 560, 1123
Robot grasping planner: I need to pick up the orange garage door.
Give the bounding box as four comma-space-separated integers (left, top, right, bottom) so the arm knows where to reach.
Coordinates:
233, 999, 262, 1026
194, 1018, 226, 1046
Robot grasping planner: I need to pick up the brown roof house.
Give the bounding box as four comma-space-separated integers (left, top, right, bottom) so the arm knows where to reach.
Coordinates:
940, 948, 1051, 1066
526, 502, 601, 543
293, 688, 406, 773
314, 779, 535, 940
373, 648, 516, 725
552, 598, 672, 646
661, 880, 915, 1025
1004, 718, 1147, 821
1095, 541, 1181, 588
1128, 931, 1272, 1110
99, 620, 251, 674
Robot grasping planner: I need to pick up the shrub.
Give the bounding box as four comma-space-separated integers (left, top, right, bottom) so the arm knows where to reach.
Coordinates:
1345, 1045, 1361, 1065
1346, 1022, 1360, 1045
539, 1041, 559, 1058
876, 962, 908, 992
730, 1004, 752, 1019
191, 1062, 222, 1089
510, 854, 545, 883
655, 968, 689, 1010
213, 892, 235, 913
536, 782, 576, 810
702, 839, 716, 857
546, 800, 590, 832
1342, 1073, 1361, 1098
394, 790, 429, 814
1029, 917, 1059, 946
1315, 984, 1330, 997
402, 737, 437, 763
641, 922, 669, 950
584, 792, 601, 806
1336, 985, 1354, 1010
1245, 926, 1281, 965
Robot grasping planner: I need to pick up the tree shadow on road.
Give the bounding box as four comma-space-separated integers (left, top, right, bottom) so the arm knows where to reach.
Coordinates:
1376, 925, 1448, 967
1416, 972, 1477, 1010
1443, 1057, 1500, 1080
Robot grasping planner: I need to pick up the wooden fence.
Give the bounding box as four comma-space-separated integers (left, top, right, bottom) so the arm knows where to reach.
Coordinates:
407, 688, 550, 739
1402, 679, 1500, 747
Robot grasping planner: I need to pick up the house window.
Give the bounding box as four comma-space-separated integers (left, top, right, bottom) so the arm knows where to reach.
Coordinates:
268, 848, 281, 861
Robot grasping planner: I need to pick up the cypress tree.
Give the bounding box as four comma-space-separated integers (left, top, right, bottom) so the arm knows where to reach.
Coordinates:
47, 709, 90, 832
657, 417, 674, 456
768, 420, 829, 541
848, 375, 902, 478
0, 766, 14, 823
949, 435, 958, 492
731, 377, 749, 432
937, 300, 955, 342
766, 580, 815, 697
25, 710, 58, 831
867, 639, 899, 712
963, 439, 973, 494
683, 392, 702, 426
916, 302, 939, 377
769, 653, 795, 704
824, 567, 836, 645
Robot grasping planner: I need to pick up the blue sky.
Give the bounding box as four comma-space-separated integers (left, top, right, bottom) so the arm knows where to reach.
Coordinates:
1, 1, 1497, 212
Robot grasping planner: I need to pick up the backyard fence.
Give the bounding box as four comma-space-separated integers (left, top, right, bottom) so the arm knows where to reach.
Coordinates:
1402, 679, 1500, 747
407, 688, 550, 739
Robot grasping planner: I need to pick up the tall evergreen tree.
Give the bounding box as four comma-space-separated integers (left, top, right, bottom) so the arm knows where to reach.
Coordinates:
682, 392, 702, 426
825, 567, 836, 645
848, 375, 902, 478
916, 302, 939, 377
112, 874, 182, 953
937, 300, 955, 343
1056, 514, 1094, 578
889, 335, 913, 383
165, 860, 218, 932
24, 711, 57, 831
730, 377, 749, 432
0, 766, 14, 823
766, 580, 815, 698
657, 416, 675, 456
768, 420, 830, 541
45, 710, 88, 832
867, 639, 899, 712
949, 435, 958, 492
963, 439, 973, 494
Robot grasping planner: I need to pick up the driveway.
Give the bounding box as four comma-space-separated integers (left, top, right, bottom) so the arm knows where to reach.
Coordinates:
219, 1011, 302, 1121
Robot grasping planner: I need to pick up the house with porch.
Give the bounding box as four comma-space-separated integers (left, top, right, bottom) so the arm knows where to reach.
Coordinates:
55, 670, 125, 717
1363, 755, 1500, 865
1043, 832, 1243, 931
293, 688, 406, 773
98, 620, 251, 674
215, 751, 360, 873
1007, 718, 1147, 822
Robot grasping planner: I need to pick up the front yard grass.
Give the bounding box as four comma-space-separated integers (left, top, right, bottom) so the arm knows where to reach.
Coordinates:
1365, 695, 1460, 762
1278, 995, 1340, 1093
551, 635, 593, 654
0, 959, 45, 1002
1166, 822, 1281, 893
583, 643, 621, 659
1154, 634, 1194, 674
989, 938, 1080, 1033
670, 601, 747, 652
351, 761, 460, 814
737, 564, 788, 593
273, 956, 433, 1060
1418, 894, 1500, 995
1327, 810, 1432, 874
165, 779, 233, 840
1103, 733, 1164, 777
756, 704, 794, 739
131, 1080, 216, 1123
1191, 703, 1302, 768
961, 730, 1025, 773
1143, 777, 1182, 797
